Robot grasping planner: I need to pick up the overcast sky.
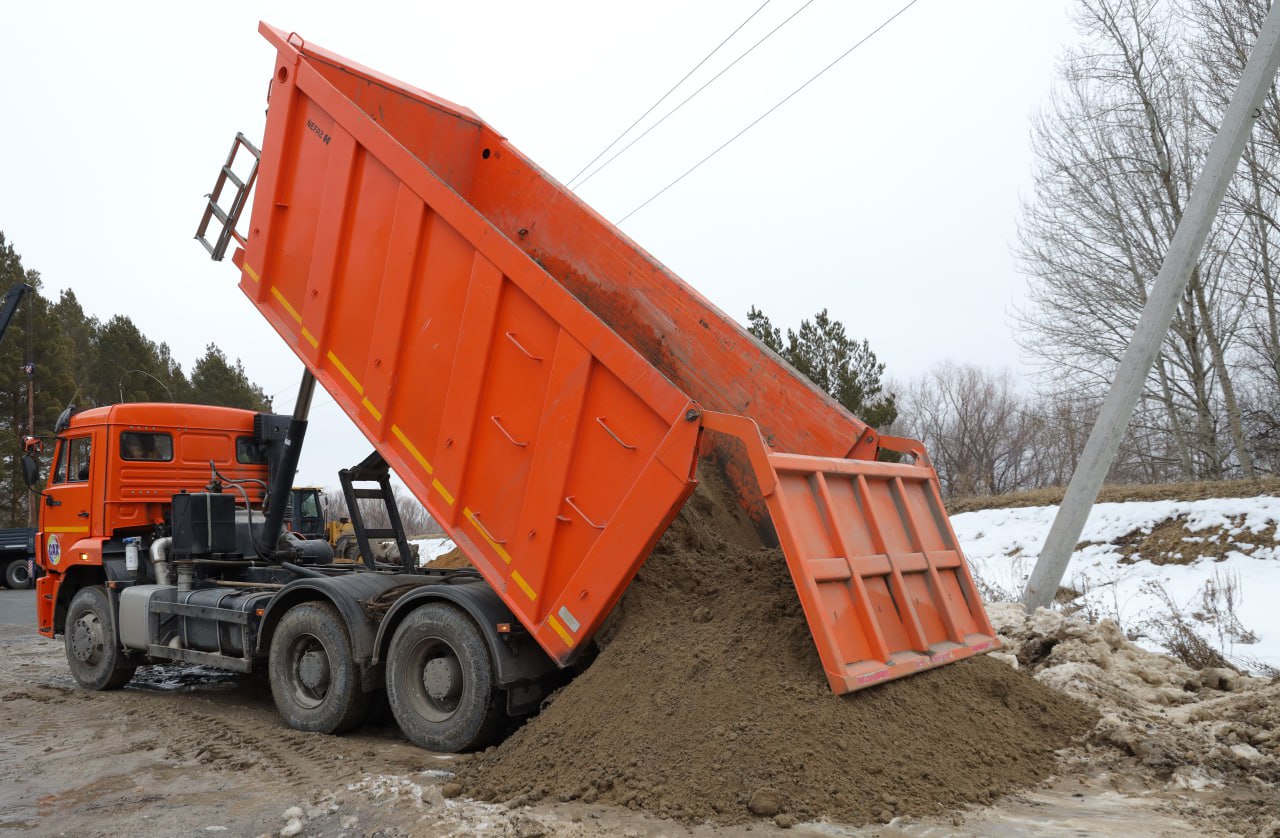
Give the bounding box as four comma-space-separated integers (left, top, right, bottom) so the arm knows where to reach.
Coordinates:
0, 0, 1076, 486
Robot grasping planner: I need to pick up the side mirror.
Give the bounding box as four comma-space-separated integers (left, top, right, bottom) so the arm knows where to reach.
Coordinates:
21, 453, 39, 490
53, 405, 76, 435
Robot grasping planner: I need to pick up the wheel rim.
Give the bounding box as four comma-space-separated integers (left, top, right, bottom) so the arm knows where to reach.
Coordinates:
70, 610, 105, 665
404, 637, 464, 722
11, 564, 29, 585
286, 633, 331, 709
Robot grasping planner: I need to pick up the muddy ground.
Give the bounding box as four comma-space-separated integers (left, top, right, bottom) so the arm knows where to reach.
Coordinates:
0, 617, 1267, 838
3, 470, 1278, 837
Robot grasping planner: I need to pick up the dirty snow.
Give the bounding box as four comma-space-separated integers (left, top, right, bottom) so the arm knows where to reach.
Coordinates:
952, 496, 1280, 671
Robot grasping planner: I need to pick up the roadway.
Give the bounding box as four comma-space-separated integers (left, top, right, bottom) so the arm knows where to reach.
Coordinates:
0, 587, 36, 627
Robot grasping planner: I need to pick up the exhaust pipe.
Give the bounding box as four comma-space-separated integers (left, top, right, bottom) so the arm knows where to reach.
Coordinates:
150, 536, 173, 586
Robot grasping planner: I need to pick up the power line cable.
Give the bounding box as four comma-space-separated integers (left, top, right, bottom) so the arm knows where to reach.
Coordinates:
566, 0, 775, 188
574, 0, 818, 191
618, 0, 922, 224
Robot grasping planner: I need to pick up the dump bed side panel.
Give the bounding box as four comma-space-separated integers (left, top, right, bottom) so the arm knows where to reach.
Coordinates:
240, 26, 701, 662
465, 154, 872, 463
258, 27, 874, 475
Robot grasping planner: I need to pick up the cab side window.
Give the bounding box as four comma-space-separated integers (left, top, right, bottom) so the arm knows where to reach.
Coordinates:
69, 438, 92, 482
54, 437, 92, 484
236, 436, 268, 464
53, 440, 69, 484
120, 432, 174, 461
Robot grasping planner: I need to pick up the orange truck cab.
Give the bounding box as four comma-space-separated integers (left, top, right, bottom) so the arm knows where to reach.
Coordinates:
35, 403, 267, 638
33, 400, 556, 751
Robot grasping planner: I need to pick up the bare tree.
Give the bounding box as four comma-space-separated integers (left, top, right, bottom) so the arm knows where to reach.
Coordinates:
894, 364, 1046, 497
1016, 0, 1253, 480
1183, 0, 1280, 477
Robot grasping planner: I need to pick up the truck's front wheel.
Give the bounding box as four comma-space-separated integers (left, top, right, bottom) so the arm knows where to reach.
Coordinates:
268, 602, 368, 734
65, 586, 135, 690
4, 559, 30, 589
386, 602, 504, 752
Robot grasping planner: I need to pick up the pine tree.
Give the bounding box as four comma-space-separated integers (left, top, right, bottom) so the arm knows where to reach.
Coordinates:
746, 306, 897, 428
0, 231, 275, 525
189, 344, 272, 411
91, 316, 188, 405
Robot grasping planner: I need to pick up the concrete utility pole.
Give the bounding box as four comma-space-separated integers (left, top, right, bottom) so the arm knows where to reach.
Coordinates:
1022, 1, 1280, 611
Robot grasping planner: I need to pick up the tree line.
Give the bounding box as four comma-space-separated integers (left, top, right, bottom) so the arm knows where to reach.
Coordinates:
0, 232, 271, 526
1015, 0, 1280, 485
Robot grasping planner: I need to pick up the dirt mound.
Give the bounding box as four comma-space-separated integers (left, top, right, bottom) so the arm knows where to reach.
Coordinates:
425, 547, 471, 569
462, 469, 1097, 826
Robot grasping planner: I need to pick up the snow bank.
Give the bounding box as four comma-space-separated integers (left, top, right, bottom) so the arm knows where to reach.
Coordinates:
410, 536, 456, 566
953, 496, 1280, 670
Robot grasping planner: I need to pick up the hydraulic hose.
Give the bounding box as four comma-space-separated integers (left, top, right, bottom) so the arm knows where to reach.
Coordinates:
281, 561, 325, 579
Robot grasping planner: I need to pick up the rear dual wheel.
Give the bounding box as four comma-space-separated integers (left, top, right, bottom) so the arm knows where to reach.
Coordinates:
386, 603, 504, 752
269, 602, 368, 734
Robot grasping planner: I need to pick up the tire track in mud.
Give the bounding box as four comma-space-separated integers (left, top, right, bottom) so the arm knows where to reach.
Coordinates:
1, 630, 432, 794
116, 680, 431, 788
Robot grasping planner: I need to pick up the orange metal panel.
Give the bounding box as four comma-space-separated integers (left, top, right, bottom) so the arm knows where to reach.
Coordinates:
701, 412, 998, 694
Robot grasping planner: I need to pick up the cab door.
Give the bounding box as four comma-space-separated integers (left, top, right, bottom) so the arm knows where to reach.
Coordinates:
42, 433, 96, 563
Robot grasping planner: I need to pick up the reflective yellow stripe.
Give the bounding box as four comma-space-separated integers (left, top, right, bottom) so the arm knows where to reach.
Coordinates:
243, 263, 261, 283
547, 615, 575, 647
301, 327, 319, 348
361, 398, 383, 422
432, 479, 455, 506
510, 570, 536, 601
391, 424, 433, 474
45, 526, 88, 533
463, 507, 511, 564
326, 351, 363, 394
270, 286, 302, 324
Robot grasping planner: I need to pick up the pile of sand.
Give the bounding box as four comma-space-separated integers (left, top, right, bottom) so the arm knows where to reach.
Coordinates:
461, 470, 1097, 826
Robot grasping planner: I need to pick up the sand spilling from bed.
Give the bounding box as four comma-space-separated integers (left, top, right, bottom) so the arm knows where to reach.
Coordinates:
461, 468, 1096, 825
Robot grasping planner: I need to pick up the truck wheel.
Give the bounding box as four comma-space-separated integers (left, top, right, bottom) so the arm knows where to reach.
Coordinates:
5, 559, 31, 589
65, 586, 135, 690
268, 601, 368, 734
386, 602, 504, 752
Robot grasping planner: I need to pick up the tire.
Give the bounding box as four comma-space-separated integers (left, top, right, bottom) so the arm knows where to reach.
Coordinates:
386, 602, 505, 752
64, 586, 135, 690
268, 601, 368, 734
4, 559, 31, 589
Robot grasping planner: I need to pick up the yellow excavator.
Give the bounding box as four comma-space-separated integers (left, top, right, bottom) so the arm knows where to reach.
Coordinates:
287, 487, 416, 564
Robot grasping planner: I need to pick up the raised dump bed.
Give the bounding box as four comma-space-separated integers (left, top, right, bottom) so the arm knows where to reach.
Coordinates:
231, 22, 997, 693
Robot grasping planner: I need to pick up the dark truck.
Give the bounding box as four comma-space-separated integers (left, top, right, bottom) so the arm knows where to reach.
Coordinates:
0, 527, 35, 589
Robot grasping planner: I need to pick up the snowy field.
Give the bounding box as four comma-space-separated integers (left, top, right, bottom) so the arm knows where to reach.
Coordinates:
952, 496, 1280, 672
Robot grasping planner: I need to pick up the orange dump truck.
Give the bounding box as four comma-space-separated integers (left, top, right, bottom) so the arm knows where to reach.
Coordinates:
36, 22, 996, 754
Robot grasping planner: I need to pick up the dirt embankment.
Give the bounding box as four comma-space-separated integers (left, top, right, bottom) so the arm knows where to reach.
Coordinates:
947, 477, 1280, 516
461, 469, 1098, 826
